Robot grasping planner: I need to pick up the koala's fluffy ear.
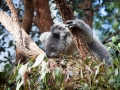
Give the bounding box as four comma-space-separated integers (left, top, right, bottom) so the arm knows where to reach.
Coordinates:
50, 23, 70, 40
40, 32, 50, 44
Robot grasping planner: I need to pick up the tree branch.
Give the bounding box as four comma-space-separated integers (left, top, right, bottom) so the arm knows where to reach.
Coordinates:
103, 38, 120, 44
93, 1, 105, 11
6, 0, 34, 63
0, 11, 45, 59
6, 0, 19, 22
15, 0, 34, 63
102, 30, 120, 44
6, 0, 24, 48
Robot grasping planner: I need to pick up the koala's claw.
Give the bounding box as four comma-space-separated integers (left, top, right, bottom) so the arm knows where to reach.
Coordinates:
66, 20, 76, 28
65, 23, 71, 28
65, 24, 73, 28
66, 20, 73, 24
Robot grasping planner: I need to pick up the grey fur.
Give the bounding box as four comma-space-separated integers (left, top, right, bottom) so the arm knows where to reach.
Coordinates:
40, 19, 113, 66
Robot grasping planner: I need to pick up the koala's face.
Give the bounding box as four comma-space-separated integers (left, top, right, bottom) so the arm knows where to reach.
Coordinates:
44, 33, 68, 58
41, 24, 71, 58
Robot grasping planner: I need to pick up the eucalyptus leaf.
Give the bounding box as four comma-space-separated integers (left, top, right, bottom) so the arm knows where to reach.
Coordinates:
40, 60, 47, 82
16, 80, 23, 90
32, 54, 45, 68
117, 43, 120, 48
112, 19, 119, 30
40, 70, 47, 82
9, 70, 18, 83
115, 68, 118, 76
54, 67, 64, 86
109, 78, 115, 84
112, 36, 116, 42
94, 65, 100, 80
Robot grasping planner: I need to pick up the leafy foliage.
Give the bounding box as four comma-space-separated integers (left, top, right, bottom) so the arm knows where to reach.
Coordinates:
0, 44, 120, 90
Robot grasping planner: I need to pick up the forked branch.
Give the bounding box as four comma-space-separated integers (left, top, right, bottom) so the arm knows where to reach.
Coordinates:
0, 11, 45, 59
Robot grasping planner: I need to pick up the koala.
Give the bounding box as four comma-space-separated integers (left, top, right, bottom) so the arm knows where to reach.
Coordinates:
40, 19, 113, 66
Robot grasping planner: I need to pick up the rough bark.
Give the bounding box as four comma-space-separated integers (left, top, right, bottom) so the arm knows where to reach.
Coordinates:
0, 11, 45, 59
54, 0, 95, 60
16, 0, 34, 64
16, 49, 26, 64
22, 0, 34, 34
84, 0, 94, 28
33, 0, 53, 33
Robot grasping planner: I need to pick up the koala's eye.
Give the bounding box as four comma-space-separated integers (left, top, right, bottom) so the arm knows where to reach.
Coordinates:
51, 45, 55, 50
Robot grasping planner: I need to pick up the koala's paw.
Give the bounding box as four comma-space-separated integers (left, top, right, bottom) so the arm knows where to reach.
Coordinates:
66, 20, 77, 28
66, 19, 85, 29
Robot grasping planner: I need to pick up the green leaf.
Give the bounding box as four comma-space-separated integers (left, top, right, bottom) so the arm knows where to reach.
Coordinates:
16, 74, 21, 82
32, 54, 45, 68
112, 36, 116, 42
9, 70, 18, 83
16, 80, 23, 90
0, 72, 5, 76
112, 19, 119, 30
115, 68, 118, 76
109, 78, 115, 85
40, 70, 47, 83
4, 64, 11, 69
108, 47, 111, 50
117, 43, 120, 48
85, 56, 91, 65
116, 76, 120, 87
40, 60, 47, 82
27, 79, 34, 90
94, 65, 100, 80
54, 67, 64, 86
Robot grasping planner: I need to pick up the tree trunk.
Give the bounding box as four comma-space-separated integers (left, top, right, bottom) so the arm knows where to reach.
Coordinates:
84, 0, 94, 28
54, 0, 95, 60
16, 0, 34, 64
22, 0, 34, 34
33, 0, 53, 33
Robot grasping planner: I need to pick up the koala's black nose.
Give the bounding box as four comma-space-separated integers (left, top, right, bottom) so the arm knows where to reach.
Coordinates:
46, 53, 51, 58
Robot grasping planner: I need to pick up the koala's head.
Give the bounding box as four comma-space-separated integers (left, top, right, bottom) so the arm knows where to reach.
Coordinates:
40, 23, 72, 58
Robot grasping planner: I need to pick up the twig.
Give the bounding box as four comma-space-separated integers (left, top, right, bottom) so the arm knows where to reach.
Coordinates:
102, 30, 120, 44
103, 38, 120, 44
82, 1, 105, 12
6, 0, 24, 46
93, 1, 105, 11
6, 0, 19, 22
